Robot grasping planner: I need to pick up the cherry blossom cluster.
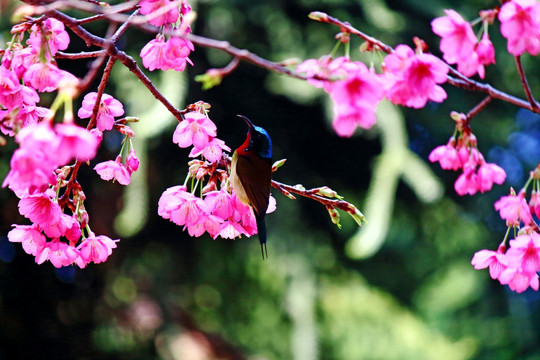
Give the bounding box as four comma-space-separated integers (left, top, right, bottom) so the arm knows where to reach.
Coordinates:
296, 45, 448, 137
431, 9, 495, 79
0, 17, 72, 135
428, 112, 506, 196
158, 102, 276, 240
0, 14, 142, 268
139, 0, 195, 72
297, 1, 535, 139
472, 168, 540, 293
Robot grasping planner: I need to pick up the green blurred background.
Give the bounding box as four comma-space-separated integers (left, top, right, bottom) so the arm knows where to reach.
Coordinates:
2, 0, 540, 359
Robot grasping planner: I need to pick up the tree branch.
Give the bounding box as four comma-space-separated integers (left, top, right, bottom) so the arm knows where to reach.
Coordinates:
514, 55, 539, 110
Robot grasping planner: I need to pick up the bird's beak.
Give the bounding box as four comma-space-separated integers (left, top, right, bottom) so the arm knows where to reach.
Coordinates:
237, 114, 255, 130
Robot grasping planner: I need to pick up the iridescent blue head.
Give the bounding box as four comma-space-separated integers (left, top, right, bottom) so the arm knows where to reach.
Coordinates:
237, 115, 272, 160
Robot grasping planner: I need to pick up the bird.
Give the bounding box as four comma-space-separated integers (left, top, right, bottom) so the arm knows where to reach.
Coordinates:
230, 115, 273, 259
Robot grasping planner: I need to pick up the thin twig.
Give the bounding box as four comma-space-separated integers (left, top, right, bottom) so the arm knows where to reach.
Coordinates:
309, 11, 394, 54
466, 95, 492, 122
111, 8, 139, 43
271, 180, 356, 214
77, 53, 108, 95
514, 55, 539, 110
88, 56, 115, 130
55, 50, 107, 59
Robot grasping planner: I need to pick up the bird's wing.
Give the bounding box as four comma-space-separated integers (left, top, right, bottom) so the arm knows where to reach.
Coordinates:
235, 154, 272, 218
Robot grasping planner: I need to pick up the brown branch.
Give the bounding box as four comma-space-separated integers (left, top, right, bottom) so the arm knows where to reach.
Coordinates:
88, 56, 115, 130
309, 11, 394, 54
55, 50, 107, 59
77, 53, 108, 95
271, 180, 357, 215
466, 95, 492, 122
514, 55, 539, 110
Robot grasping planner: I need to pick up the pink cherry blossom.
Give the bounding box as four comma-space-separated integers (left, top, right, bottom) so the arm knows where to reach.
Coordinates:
8, 224, 47, 256
476, 33, 496, 69
454, 165, 479, 196
2, 147, 56, 195
0, 66, 23, 109
139, 0, 180, 27
28, 18, 70, 55
184, 214, 222, 238
158, 185, 188, 220
23, 62, 65, 92
231, 193, 258, 236
173, 112, 217, 149
476, 162, 506, 193
164, 36, 194, 72
296, 55, 334, 88
40, 212, 80, 239
530, 191, 540, 218
140, 36, 169, 71
140, 35, 194, 72
505, 233, 540, 275
189, 137, 230, 162
327, 58, 385, 136
78, 92, 124, 131
169, 192, 209, 227
218, 220, 248, 239
428, 141, 461, 170
432, 10, 477, 66
35, 239, 80, 268
54, 123, 100, 164
2, 105, 50, 136
494, 191, 533, 226
94, 157, 131, 185
126, 149, 140, 172
498, 267, 539, 293
471, 248, 508, 280
77, 233, 118, 265
384, 44, 448, 108
205, 189, 235, 219
158, 185, 211, 227
18, 192, 62, 228
499, 0, 540, 56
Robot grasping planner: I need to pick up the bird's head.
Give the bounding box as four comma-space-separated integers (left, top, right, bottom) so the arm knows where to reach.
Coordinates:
237, 115, 272, 160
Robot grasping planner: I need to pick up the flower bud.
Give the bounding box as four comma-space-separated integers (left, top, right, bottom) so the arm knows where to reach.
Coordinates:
326, 205, 342, 229
308, 11, 329, 22
348, 206, 367, 226
315, 186, 343, 199
126, 149, 139, 172
272, 159, 287, 172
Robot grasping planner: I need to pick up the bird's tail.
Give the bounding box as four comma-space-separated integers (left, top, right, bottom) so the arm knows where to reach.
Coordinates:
256, 216, 268, 260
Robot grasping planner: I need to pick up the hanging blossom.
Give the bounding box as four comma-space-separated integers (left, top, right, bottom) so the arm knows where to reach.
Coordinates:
298, 56, 385, 135
297, 45, 448, 136
0, 18, 70, 135
431, 9, 495, 78
139, 0, 194, 72
473, 233, 540, 293
159, 104, 275, 241
472, 166, 540, 293
3, 122, 100, 196
138, 0, 180, 27
77, 92, 125, 131
0, 16, 129, 269
173, 111, 230, 162
428, 123, 505, 196
499, 0, 540, 56
383, 44, 449, 108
